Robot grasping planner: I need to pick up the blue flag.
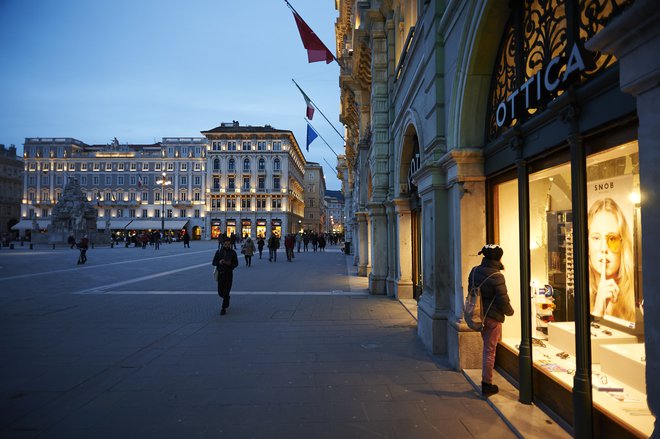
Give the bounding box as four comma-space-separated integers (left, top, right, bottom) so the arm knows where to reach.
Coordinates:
306, 123, 318, 152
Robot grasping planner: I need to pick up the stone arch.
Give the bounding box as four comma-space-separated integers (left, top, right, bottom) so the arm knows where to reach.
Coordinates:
447, 0, 509, 149
395, 109, 424, 199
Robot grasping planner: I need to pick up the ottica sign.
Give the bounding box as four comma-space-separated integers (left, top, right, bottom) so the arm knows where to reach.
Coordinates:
496, 43, 586, 128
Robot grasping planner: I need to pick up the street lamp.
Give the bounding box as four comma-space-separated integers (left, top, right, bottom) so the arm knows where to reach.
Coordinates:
155, 172, 171, 235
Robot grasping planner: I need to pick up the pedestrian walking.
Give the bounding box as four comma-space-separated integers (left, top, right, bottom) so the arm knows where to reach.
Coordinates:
318, 234, 326, 252
284, 234, 295, 262
468, 244, 514, 397
77, 235, 89, 265
241, 237, 256, 267
296, 233, 302, 253
311, 233, 318, 252
257, 236, 265, 259
212, 239, 239, 315
153, 230, 161, 250
182, 232, 190, 248
268, 233, 280, 262
67, 234, 76, 249
303, 234, 310, 252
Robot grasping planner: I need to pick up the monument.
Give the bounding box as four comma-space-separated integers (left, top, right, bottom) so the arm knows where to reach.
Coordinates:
33, 178, 109, 245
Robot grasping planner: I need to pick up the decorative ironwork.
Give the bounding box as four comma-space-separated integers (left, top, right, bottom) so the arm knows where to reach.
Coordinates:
579, 0, 634, 78
487, 21, 516, 140
486, 0, 635, 141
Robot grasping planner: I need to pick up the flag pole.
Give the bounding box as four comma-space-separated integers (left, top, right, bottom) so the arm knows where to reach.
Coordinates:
293, 79, 345, 143
305, 118, 339, 158
322, 157, 337, 173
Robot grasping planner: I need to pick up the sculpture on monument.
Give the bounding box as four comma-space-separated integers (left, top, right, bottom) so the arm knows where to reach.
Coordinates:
33, 177, 109, 245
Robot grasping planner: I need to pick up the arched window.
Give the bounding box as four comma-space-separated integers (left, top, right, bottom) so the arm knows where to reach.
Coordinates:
274, 158, 281, 171
258, 158, 266, 170
213, 158, 220, 170
486, 0, 628, 141
243, 158, 250, 171
228, 158, 235, 171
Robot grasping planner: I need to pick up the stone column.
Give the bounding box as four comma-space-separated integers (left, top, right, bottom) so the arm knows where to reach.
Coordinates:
391, 197, 414, 299
356, 211, 370, 276
414, 161, 451, 355
385, 200, 398, 297
365, 11, 390, 296
368, 202, 387, 294
439, 149, 486, 369
586, 0, 660, 426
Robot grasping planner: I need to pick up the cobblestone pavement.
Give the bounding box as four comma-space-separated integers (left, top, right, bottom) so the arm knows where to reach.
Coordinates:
0, 241, 516, 438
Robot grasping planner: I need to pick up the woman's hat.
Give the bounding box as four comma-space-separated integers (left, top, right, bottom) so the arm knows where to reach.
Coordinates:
478, 244, 503, 261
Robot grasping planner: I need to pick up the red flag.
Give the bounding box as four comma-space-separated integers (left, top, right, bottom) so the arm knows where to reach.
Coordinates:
291, 9, 335, 64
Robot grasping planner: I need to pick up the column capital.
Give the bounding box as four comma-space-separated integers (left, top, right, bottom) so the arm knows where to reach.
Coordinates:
391, 197, 412, 214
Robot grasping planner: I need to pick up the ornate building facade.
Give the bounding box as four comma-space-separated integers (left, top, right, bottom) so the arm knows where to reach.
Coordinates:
17, 122, 306, 241
203, 122, 305, 239
302, 162, 327, 233
0, 144, 23, 239
18, 137, 206, 238
336, 0, 658, 436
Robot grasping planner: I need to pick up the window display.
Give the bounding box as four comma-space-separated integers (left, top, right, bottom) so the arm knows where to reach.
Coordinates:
494, 141, 650, 436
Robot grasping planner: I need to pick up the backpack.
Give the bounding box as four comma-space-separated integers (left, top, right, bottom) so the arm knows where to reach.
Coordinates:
464, 269, 498, 332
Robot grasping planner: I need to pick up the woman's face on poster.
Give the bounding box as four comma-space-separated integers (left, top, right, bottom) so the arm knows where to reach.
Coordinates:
589, 210, 622, 278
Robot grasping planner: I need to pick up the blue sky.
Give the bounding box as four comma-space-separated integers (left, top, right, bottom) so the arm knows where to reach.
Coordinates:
0, 0, 343, 190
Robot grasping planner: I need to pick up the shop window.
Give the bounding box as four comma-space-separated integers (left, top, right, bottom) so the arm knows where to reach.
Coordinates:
494, 141, 646, 434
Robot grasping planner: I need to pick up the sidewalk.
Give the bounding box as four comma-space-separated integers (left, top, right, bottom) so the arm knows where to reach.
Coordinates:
0, 243, 567, 438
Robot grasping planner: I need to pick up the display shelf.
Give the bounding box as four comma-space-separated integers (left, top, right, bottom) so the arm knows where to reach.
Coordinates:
501, 338, 653, 438
547, 321, 636, 363
599, 343, 646, 394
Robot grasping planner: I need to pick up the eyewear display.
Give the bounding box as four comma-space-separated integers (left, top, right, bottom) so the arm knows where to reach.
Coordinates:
537, 303, 556, 310
556, 352, 570, 360
531, 339, 547, 348
589, 232, 622, 253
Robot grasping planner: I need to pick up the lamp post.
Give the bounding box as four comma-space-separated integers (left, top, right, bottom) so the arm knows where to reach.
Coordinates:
155, 172, 171, 236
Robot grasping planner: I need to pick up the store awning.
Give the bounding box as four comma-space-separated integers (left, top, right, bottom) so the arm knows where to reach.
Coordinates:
96, 219, 134, 230
125, 219, 189, 231
10, 219, 50, 230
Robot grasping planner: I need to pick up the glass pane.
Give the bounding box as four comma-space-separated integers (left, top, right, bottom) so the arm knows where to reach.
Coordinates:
493, 179, 520, 345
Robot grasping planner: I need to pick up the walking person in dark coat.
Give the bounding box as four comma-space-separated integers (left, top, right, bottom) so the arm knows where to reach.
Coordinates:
212, 239, 239, 315
77, 235, 89, 264
182, 232, 190, 248
468, 244, 514, 396
257, 236, 265, 259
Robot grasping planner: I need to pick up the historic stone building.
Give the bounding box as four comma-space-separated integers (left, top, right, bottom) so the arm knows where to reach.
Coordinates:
17, 123, 307, 241
0, 144, 23, 239
302, 162, 326, 233
17, 137, 206, 239
324, 189, 344, 234
336, 0, 657, 436
202, 122, 305, 239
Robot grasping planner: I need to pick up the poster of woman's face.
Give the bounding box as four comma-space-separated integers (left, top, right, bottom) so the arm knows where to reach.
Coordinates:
587, 175, 637, 327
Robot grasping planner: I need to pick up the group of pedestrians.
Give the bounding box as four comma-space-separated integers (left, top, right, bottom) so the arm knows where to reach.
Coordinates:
297, 231, 328, 253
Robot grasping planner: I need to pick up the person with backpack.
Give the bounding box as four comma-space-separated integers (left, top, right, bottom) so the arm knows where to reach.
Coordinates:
468, 244, 514, 397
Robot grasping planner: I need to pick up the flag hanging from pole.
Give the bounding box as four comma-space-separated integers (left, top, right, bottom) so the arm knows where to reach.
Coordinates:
293, 81, 315, 119
287, 1, 335, 64
306, 123, 318, 152
137, 174, 143, 189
